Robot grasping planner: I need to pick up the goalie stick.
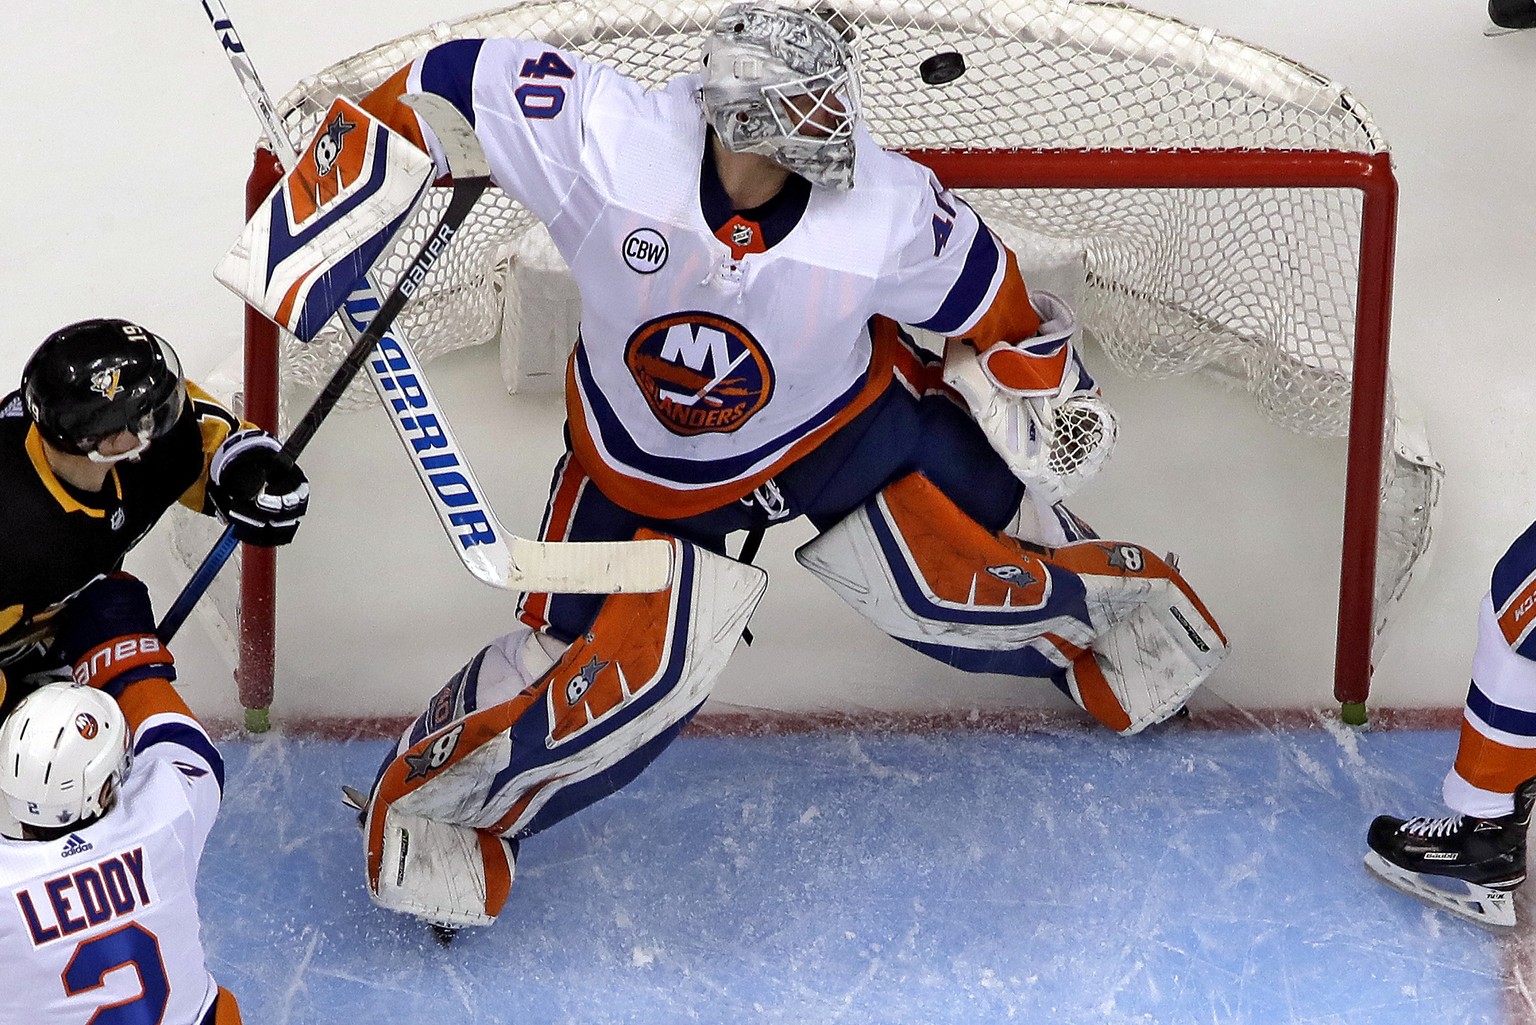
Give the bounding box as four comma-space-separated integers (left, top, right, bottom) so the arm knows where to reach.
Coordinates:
158, 2, 675, 643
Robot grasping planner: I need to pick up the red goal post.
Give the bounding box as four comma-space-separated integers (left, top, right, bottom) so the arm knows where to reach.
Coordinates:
191, 0, 1438, 725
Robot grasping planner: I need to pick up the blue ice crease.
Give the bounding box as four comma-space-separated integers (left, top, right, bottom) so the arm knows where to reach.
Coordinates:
195, 724, 1512, 1024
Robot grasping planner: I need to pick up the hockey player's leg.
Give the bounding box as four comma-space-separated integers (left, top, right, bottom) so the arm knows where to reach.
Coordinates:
361, 532, 767, 929
209, 986, 244, 1023
797, 472, 1226, 734
1365, 570, 1536, 928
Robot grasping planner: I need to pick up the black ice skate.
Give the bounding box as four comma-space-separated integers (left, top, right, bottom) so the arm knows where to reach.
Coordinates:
1363, 776, 1536, 929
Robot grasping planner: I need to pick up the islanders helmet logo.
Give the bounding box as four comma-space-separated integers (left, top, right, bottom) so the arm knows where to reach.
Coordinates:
74, 713, 99, 740
626, 312, 773, 435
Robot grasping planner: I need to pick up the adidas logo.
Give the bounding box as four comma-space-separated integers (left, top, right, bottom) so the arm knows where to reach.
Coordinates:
60, 833, 94, 858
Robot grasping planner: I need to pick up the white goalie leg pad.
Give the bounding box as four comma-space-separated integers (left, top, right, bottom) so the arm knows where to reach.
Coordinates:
366, 533, 767, 913
1053, 541, 1229, 734
473, 539, 768, 837
796, 474, 1096, 658
369, 803, 516, 928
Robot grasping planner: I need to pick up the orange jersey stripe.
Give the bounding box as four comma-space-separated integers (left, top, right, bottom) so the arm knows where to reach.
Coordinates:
1453, 717, 1536, 794
1497, 572, 1536, 650
115, 678, 196, 733
359, 66, 428, 149
953, 247, 1040, 351
212, 987, 244, 1024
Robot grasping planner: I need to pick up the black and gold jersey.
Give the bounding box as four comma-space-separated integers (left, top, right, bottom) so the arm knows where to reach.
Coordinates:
0, 382, 244, 668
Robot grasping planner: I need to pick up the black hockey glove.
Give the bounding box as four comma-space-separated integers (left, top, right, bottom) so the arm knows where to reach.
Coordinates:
208, 429, 310, 546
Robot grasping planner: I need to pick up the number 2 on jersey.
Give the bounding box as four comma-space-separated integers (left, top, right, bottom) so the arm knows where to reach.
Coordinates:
516, 50, 576, 120
62, 922, 170, 1024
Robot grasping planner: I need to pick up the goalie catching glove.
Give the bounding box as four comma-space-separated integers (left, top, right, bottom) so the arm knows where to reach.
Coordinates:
944, 290, 1118, 502
208, 429, 310, 546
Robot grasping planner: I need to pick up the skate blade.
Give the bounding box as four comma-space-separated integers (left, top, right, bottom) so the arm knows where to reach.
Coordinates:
340, 785, 368, 831
1364, 851, 1517, 929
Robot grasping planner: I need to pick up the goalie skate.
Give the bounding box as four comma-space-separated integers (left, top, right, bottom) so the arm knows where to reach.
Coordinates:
1363, 776, 1536, 929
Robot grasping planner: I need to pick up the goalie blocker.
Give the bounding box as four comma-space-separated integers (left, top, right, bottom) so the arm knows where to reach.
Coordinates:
215, 96, 435, 343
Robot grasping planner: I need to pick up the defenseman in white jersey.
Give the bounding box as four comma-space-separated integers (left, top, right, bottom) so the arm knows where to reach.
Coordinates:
1365, 515, 1536, 929
347, 2, 1228, 935
0, 575, 239, 1024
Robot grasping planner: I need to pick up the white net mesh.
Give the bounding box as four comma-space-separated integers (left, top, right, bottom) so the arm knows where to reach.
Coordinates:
188, 0, 1439, 684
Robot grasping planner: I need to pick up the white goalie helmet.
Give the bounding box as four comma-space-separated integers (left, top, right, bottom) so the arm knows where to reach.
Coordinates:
699, 2, 862, 190
0, 682, 133, 833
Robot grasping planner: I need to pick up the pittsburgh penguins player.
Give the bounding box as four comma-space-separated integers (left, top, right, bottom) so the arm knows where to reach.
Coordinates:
0, 318, 310, 722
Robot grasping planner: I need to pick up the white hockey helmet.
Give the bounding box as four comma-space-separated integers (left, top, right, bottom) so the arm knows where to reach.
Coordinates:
699, 2, 862, 190
0, 682, 132, 833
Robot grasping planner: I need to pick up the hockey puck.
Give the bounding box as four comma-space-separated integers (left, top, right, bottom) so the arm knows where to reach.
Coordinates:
919, 51, 966, 85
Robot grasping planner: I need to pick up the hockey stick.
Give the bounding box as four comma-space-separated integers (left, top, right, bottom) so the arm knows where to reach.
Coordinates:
159, 2, 674, 640
158, 94, 491, 640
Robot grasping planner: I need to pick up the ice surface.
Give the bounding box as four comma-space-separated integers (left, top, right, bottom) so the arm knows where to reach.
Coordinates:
199, 724, 1520, 1024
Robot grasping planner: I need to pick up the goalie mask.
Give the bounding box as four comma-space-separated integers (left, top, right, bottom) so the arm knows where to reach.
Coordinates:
699, 2, 862, 190
22, 318, 188, 464
0, 682, 133, 835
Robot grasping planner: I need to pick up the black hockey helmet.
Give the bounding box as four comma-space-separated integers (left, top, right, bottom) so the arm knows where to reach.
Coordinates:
21, 319, 188, 455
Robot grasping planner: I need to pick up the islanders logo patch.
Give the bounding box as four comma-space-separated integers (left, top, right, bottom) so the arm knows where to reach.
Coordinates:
625, 312, 773, 435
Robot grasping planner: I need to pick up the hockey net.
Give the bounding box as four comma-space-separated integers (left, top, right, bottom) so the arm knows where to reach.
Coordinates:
174, 0, 1439, 719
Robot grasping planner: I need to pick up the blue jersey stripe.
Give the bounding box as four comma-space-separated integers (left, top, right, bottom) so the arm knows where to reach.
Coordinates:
136, 722, 226, 793
1492, 518, 1536, 608
1466, 679, 1536, 739
420, 39, 484, 127
914, 226, 1001, 334
573, 340, 867, 486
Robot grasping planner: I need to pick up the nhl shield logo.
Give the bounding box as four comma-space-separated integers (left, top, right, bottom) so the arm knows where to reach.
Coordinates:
89, 368, 122, 401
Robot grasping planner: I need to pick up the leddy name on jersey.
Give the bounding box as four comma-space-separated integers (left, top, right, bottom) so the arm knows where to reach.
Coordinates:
14, 845, 152, 946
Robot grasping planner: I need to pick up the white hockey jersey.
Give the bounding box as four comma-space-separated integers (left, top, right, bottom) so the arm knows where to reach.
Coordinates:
376, 37, 1040, 517
0, 706, 224, 1025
